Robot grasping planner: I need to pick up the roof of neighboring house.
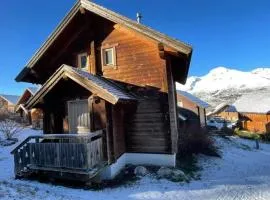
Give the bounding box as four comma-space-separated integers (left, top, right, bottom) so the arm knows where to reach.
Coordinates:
177, 90, 210, 109
27, 87, 39, 95
233, 92, 270, 114
207, 103, 230, 116
26, 64, 137, 109
0, 94, 20, 105
16, 0, 192, 82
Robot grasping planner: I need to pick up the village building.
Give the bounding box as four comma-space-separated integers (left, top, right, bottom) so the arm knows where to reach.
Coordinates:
15, 87, 43, 128
0, 94, 20, 113
207, 103, 239, 122
177, 90, 210, 128
233, 92, 270, 133
12, 0, 193, 181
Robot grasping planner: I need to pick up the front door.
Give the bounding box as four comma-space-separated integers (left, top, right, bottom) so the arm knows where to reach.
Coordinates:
67, 99, 90, 134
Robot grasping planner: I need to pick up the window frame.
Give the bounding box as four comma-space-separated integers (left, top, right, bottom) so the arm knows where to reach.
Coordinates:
101, 46, 117, 70
77, 52, 89, 70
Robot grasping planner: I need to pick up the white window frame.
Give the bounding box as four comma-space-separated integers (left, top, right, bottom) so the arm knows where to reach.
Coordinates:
101, 46, 117, 69
77, 52, 89, 70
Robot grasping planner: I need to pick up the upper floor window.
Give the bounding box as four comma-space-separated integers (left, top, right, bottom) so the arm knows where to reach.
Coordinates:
177, 101, 183, 107
102, 47, 116, 68
77, 52, 88, 70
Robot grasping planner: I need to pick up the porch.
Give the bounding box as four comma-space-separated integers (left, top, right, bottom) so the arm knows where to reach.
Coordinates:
11, 130, 106, 180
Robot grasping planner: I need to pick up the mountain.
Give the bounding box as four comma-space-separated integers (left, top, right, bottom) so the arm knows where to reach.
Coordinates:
177, 67, 270, 108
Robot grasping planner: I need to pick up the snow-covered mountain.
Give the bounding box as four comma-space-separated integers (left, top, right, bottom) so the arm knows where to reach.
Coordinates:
177, 67, 270, 108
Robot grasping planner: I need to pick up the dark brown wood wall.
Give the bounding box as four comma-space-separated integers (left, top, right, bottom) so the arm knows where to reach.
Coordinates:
112, 105, 126, 159
125, 99, 171, 153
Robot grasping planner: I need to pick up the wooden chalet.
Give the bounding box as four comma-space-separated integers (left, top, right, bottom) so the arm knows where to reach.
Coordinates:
207, 103, 239, 122
12, 0, 192, 181
0, 94, 20, 113
15, 87, 43, 128
177, 90, 210, 128
233, 92, 270, 133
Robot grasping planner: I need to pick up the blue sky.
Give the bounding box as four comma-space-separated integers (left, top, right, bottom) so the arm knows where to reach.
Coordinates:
0, 0, 270, 95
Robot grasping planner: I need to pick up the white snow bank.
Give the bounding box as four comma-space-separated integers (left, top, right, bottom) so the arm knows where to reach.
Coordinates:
1, 129, 270, 200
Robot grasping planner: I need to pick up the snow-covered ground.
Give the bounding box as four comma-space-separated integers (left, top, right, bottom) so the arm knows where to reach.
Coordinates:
1, 129, 270, 200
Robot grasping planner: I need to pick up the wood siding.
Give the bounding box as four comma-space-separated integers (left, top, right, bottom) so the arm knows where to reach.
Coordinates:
100, 25, 167, 92
240, 113, 270, 133
112, 105, 126, 159
126, 99, 171, 153
215, 111, 239, 121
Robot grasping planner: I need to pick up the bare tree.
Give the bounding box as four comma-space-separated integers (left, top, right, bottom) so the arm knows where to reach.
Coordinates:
0, 119, 24, 140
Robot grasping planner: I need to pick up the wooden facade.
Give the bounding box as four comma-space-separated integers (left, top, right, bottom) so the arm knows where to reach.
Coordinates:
13, 0, 192, 181
15, 88, 43, 127
0, 95, 19, 113
176, 91, 209, 128
240, 113, 270, 133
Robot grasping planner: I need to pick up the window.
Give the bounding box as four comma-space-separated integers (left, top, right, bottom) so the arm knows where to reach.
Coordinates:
177, 101, 183, 107
102, 47, 116, 68
77, 52, 88, 70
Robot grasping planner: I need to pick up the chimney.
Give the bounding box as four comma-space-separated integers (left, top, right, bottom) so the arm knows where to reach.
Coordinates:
136, 12, 142, 24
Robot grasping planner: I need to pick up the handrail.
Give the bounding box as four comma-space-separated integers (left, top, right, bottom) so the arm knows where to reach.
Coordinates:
11, 130, 104, 154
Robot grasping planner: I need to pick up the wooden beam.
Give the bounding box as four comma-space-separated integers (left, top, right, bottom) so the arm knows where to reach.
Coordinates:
89, 40, 97, 75
158, 43, 165, 59
105, 103, 115, 164
79, 7, 86, 14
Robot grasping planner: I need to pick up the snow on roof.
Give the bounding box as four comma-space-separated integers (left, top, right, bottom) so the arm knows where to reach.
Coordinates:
71, 67, 136, 101
233, 92, 270, 114
0, 94, 20, 105
177, 90, 210, 108
27, 87, 39, 95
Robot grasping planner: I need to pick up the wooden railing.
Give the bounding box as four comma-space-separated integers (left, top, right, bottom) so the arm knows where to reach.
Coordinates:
11, 130, 106, 176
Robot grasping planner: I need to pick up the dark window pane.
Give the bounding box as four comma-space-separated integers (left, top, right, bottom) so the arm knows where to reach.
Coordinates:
81, 55, 87, 68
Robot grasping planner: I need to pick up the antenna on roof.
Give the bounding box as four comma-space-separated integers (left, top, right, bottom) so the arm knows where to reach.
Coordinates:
136, 12, 142, 24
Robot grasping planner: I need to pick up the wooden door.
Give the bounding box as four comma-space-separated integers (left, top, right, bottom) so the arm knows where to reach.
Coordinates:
68, 99, 90, 134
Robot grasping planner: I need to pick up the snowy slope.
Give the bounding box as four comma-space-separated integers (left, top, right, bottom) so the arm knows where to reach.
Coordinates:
177, 67, 270, 93
176, 67, 270, 107
1, 129, 270, 199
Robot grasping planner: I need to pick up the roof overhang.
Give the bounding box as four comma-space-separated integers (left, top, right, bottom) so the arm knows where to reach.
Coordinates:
26, 64, 136, 109
15, 104, 29, 114
15, 0, 192, 83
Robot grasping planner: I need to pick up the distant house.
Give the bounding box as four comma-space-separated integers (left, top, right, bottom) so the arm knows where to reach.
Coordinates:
207, 103, 239, 121
0, 94, 20, 113
177, 90, 210, 128
15, 87, 43, 128
233, 92, 270, 133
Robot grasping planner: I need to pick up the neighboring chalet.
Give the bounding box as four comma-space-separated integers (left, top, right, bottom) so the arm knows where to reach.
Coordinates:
233, 92, 270, 133
177, 90, 210, 128
0, 94, 20, 113
207, 103, 239, 122
15, 87, 43, 128
208, 92, 270, 133
12, 0, 192, 182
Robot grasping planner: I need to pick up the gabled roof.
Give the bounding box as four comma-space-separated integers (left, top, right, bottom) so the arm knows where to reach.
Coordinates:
0, 94, 20, 105
27, 87, 39, 95
177, 90, 210, 109
233, 92, 270, 114
15, 87, 40, 109
16, 0, 192, 82
26, 65, 136, 109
